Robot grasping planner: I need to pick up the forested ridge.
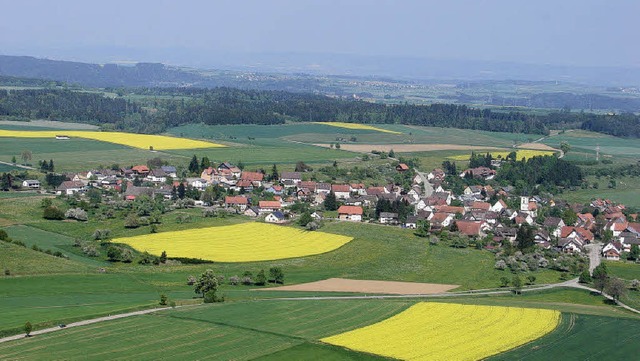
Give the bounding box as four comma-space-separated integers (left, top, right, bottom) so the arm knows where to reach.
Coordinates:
0, 87, 638, 137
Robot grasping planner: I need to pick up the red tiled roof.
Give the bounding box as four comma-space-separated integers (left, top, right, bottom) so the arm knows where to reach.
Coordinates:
396, 163, 410, 171
132, 165, 149, 173
456, 220, 484, 236
332, 184, 351, 193
471, 201, 491, 210
225, 196, 248, 205
259, 201, 281, 209
338, 205, 363, 215
240, 171, 264, 182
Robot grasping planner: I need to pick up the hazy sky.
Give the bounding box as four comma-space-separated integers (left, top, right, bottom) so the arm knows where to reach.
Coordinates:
0, 0, 637, 67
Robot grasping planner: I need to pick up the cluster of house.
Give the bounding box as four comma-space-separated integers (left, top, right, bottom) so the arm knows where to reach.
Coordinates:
592, 199, 640, 261
20, 161, 638, 258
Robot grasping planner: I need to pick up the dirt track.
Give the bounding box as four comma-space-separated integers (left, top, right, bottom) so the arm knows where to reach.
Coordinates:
257, 278, 459, 295
313, 143, 504, 153
516, 143, 558, 151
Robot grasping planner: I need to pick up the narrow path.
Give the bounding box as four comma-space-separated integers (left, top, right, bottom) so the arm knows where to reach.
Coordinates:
0, 307, 174, 344
0, 160, 35, 170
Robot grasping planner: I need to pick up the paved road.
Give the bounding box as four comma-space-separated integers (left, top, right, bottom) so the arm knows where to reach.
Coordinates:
585, 242, 603, 273
414, 169, 434, 198
0, 160, 35, 170
0, 307, 174, 344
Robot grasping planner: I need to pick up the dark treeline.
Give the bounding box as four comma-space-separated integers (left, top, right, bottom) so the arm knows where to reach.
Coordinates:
1, 87, 639, 137
0, 89, 140, 124
497, 156, 583, 194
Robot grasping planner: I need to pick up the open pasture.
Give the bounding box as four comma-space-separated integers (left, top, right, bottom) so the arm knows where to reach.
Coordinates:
321, 302, 560, 361
114, 222, 353, 262
0, 130, 224, 150
489, 313, 640, 360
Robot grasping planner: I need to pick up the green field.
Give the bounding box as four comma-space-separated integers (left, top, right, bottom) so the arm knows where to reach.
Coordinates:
489, 313, 640, 360
560, 176, 640, 208
0, 296, 637, 360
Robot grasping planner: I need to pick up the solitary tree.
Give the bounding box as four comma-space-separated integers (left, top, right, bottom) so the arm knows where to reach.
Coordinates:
512, 275, 523, 294
268, 267, 285, 284
560, 142, 571, 155
21, 150, 32, 165
605, 277, 627, 301
194, 269, 218, 298
24, 321, 32, 337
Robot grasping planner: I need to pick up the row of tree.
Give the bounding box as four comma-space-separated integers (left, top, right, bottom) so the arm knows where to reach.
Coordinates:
4, 87, 640, 137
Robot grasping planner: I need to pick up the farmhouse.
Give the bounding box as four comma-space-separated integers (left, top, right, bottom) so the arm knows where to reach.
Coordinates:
22, 179, 41, 189
280, 172, 302, 184
379, 212, 399, 225
56, 180, 86, 195
265, 211, 286, 224
225, 196, 249, 211
332, 184, 351, 199
396, 163, 410, 172
259, 200, 282, 214
338, 205, 363, 222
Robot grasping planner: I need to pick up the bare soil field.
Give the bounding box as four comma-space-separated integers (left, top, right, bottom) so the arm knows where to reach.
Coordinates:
313, 143, 504, 153
517, 142, 558, 151
259, 278, 459, 295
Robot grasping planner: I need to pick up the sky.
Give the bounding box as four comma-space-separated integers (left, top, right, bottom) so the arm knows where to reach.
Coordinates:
0, 0, 638, 68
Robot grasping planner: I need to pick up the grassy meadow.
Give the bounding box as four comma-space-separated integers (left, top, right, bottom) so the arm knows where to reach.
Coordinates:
0, 296, 637, 360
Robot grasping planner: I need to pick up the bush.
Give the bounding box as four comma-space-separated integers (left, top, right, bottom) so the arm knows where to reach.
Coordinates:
124, 214, 141, 228
255, 269, 267, 286
204, 289, 224, 303
0, 229, 8, 241
82, 244, 100, 257
92, 229, 111, 241
159, 294, 168, 306
138, 251, 158, 265
499, 276, 510, 287
242, 276, 253, 285
4, 269, 10, 276
106, 246, 123, 262
65, 208, 88, 221
268, 267, 285, 284
43, 206, 65, 220
579, 270, 592, 284
228, 276, 240, 285
494, 260, 507, 270
187, 275, 196, 285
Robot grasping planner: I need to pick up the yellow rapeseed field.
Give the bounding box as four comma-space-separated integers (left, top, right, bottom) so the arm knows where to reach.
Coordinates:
114, 223, 353, 262
448, 149, 555, 161
314, 122, 402, 134
321, 302, 560, 361
0, 130, 224, 150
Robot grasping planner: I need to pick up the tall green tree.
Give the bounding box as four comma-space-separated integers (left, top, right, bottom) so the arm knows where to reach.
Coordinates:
324, 191, 338, 211
188, 155, 199, 174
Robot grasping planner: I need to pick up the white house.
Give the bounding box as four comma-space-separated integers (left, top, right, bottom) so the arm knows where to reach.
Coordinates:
22, 180, 40, 189
265, 211, 286, 224
337, 205, 363, 222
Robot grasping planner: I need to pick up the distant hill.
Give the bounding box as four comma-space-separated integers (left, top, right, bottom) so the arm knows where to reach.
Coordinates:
0, 55, 202, 88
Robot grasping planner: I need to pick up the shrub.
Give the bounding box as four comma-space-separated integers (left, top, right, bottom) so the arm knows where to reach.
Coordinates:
228, 276, 240, 285
499, 276, 510, 287
65, 208, 88, 221
631, 279, 640, 290
43, 206, 65, 220
494, 260, 507, 270
241, 276, 253, 285
4, 269, 10, 276
579, 270, 592, 284
0, 229, 8, 241
204, 289, 224, 303
106, 246, 123, 262
120, 248, 134, 263
268, 267, 285, 284
187, 275, 196, 286
92, 229, 111, 241
138, 251, 159, 265
82, 244, 100, 257
124, 214, 141, 228
159, 294, 168, 306
255, 269, 267, 286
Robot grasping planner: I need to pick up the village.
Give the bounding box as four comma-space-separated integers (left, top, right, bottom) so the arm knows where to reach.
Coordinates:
10, 155, 639, 264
